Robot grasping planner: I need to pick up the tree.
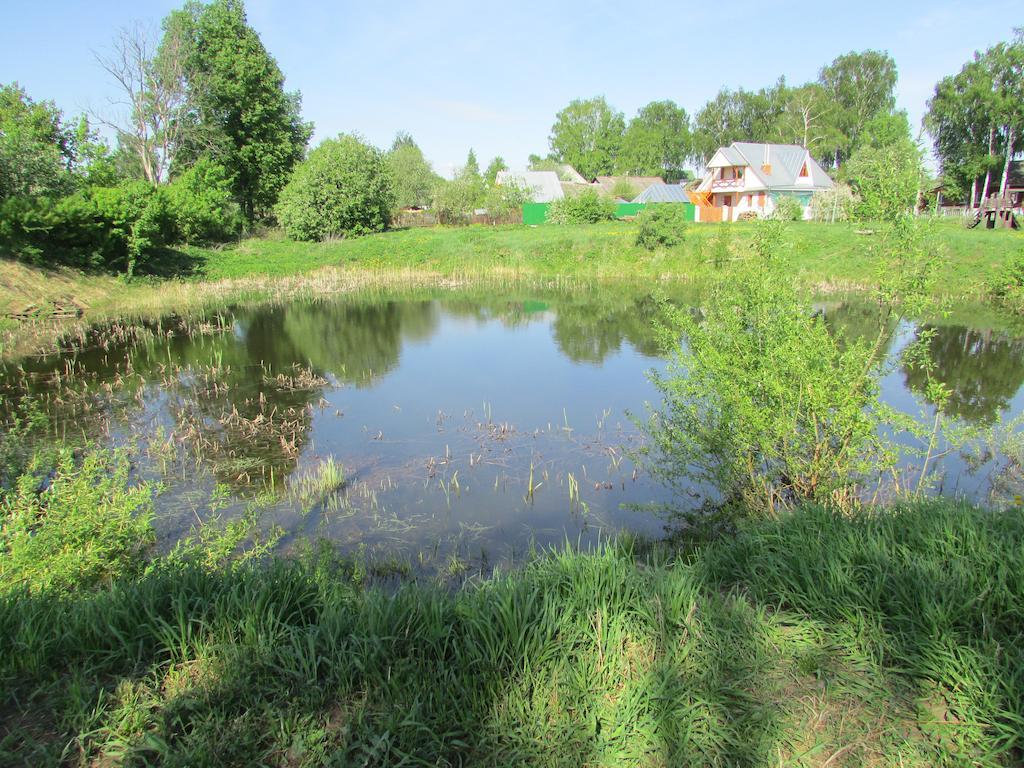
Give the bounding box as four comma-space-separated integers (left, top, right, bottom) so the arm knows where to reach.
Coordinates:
548, 96, 625, 179
925, 32, 1024, 206
171, 0, 312, 221
276, 134, 393, 241
818, 50, 898, 166
844, 130, 924, 222
0, 83, 75, 200
94, 22, 189, 185
770, 83, 843, 160
464, 148, 481, 179
616, 100, 690, 182
692, 81, 787, 165
386, 133, 437, 210
484, 156, 508, 185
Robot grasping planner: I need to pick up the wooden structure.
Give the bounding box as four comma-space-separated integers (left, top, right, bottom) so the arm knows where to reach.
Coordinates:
968, 195, 1019, 230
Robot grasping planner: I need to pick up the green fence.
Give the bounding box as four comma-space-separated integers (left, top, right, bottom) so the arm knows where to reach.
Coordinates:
521, 202, 694, 225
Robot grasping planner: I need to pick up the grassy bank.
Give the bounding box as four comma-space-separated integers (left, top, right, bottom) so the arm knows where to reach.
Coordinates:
1, 218, 1019, 358
1, 448, 1022, 765
192, 219, 1020, 292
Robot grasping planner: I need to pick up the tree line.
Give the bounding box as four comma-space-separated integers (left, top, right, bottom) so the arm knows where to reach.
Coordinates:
536, 49, 902, 182
925, 29, 1024, 206
0, 0, 310, 273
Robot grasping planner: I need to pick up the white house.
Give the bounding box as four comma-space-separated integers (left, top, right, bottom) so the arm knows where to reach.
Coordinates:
694, 142, 833, 220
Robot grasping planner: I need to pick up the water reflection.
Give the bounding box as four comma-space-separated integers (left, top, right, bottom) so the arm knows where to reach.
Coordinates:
902, 325, 1024, 424
1, 288, 1022, 567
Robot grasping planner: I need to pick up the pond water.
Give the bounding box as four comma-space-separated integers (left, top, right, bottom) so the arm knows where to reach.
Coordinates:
3, 286, 1023, 571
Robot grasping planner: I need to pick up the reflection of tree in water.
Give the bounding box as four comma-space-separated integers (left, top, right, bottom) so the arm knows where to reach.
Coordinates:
903, 325, 1024, 424
552, 293, 666, 363
280, 300, 439, 386
819, 300, 893, 350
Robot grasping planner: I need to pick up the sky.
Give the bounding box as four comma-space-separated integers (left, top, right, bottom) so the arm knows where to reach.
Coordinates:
1, 0, 1019, 177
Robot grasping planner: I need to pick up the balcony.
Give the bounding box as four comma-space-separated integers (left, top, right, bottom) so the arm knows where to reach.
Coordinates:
711, 177, 744, 190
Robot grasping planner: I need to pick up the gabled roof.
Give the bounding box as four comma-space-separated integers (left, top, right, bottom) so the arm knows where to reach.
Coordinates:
634, 184, 691, 203
589, 176, 665, 199
706, 143, 834, 191
495, 170, 564, 202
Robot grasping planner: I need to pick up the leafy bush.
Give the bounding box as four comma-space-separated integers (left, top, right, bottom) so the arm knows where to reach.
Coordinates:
611, 179, 637, 201
483, 179, 530, 221
634, 204, 688, 250
432, 176, 478, 225
547, 189, 616, 224
990, 248, 1024, 314
771, 194, 804, 221
844, 139, 924, 222
0, 181, 175, 274
809, 183, 857, 222
640, 220, 893, 515
0, 449, 154, 596
276, 134, 394, 241
166, 158, 242, 244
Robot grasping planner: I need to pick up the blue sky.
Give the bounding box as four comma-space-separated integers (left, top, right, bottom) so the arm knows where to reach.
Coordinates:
1, 0, 1019, 176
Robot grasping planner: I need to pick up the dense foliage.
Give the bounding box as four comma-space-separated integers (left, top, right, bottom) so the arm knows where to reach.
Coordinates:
386, 133, 438, 210
634, 204, 688, 250
770, 195, 804, 221
276, 134, 394, 241
546, 189, 616, 224
925, 30, 1024, 204
169, 0, 312, 221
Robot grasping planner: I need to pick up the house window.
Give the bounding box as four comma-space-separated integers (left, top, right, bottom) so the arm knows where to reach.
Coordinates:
799, 162, 809, 178
723, 195, 732, 207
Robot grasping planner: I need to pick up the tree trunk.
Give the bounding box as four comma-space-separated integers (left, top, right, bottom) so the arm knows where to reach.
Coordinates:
981, 126, 996, 202
999, 125, 1016, 198
970, 177, 978, 209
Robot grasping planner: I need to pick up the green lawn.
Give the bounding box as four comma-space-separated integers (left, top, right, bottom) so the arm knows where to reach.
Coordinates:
191, 219, 1022, 298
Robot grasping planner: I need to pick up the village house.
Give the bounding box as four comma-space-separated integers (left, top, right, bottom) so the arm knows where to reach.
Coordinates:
693, 142, 833, 221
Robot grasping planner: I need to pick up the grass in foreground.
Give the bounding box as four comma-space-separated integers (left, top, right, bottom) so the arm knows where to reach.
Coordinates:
1, 450, 1022, 765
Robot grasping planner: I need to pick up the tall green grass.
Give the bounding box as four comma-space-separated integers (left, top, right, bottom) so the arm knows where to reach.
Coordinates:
2, 455, 1022, 766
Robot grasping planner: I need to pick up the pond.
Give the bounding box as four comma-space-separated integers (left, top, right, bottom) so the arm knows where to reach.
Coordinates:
3, 286, 1023, 572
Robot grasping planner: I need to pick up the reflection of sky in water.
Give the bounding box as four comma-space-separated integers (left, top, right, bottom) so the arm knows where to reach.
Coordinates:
3, 291, 1023, 569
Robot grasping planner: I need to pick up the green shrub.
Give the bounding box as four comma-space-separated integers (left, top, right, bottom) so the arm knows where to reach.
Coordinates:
276, 134, 394, 241
0, 449, 154, 596
431, 176, 478, 225
990, 248, 1024, 314
0, 181, 174, 274
639, 220, 892, 515
166, 158, 242, 244
771, 194, 804, 221
547, 189, 616, 224
634, 204, 688, 250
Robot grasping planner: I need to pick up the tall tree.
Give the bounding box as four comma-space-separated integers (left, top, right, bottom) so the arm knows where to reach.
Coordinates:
926, 32, 1024, 205
691, 80, 787, 166
818, 50, 898, 167
483, 156, 508, 184
770, 83, 843, 160
0, 83, 75, 200
386, 133, 437, 210
548, 96, 625, 179
94, 22, 190, 185
171, 0, 312, 221
616, 100, 690, 182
